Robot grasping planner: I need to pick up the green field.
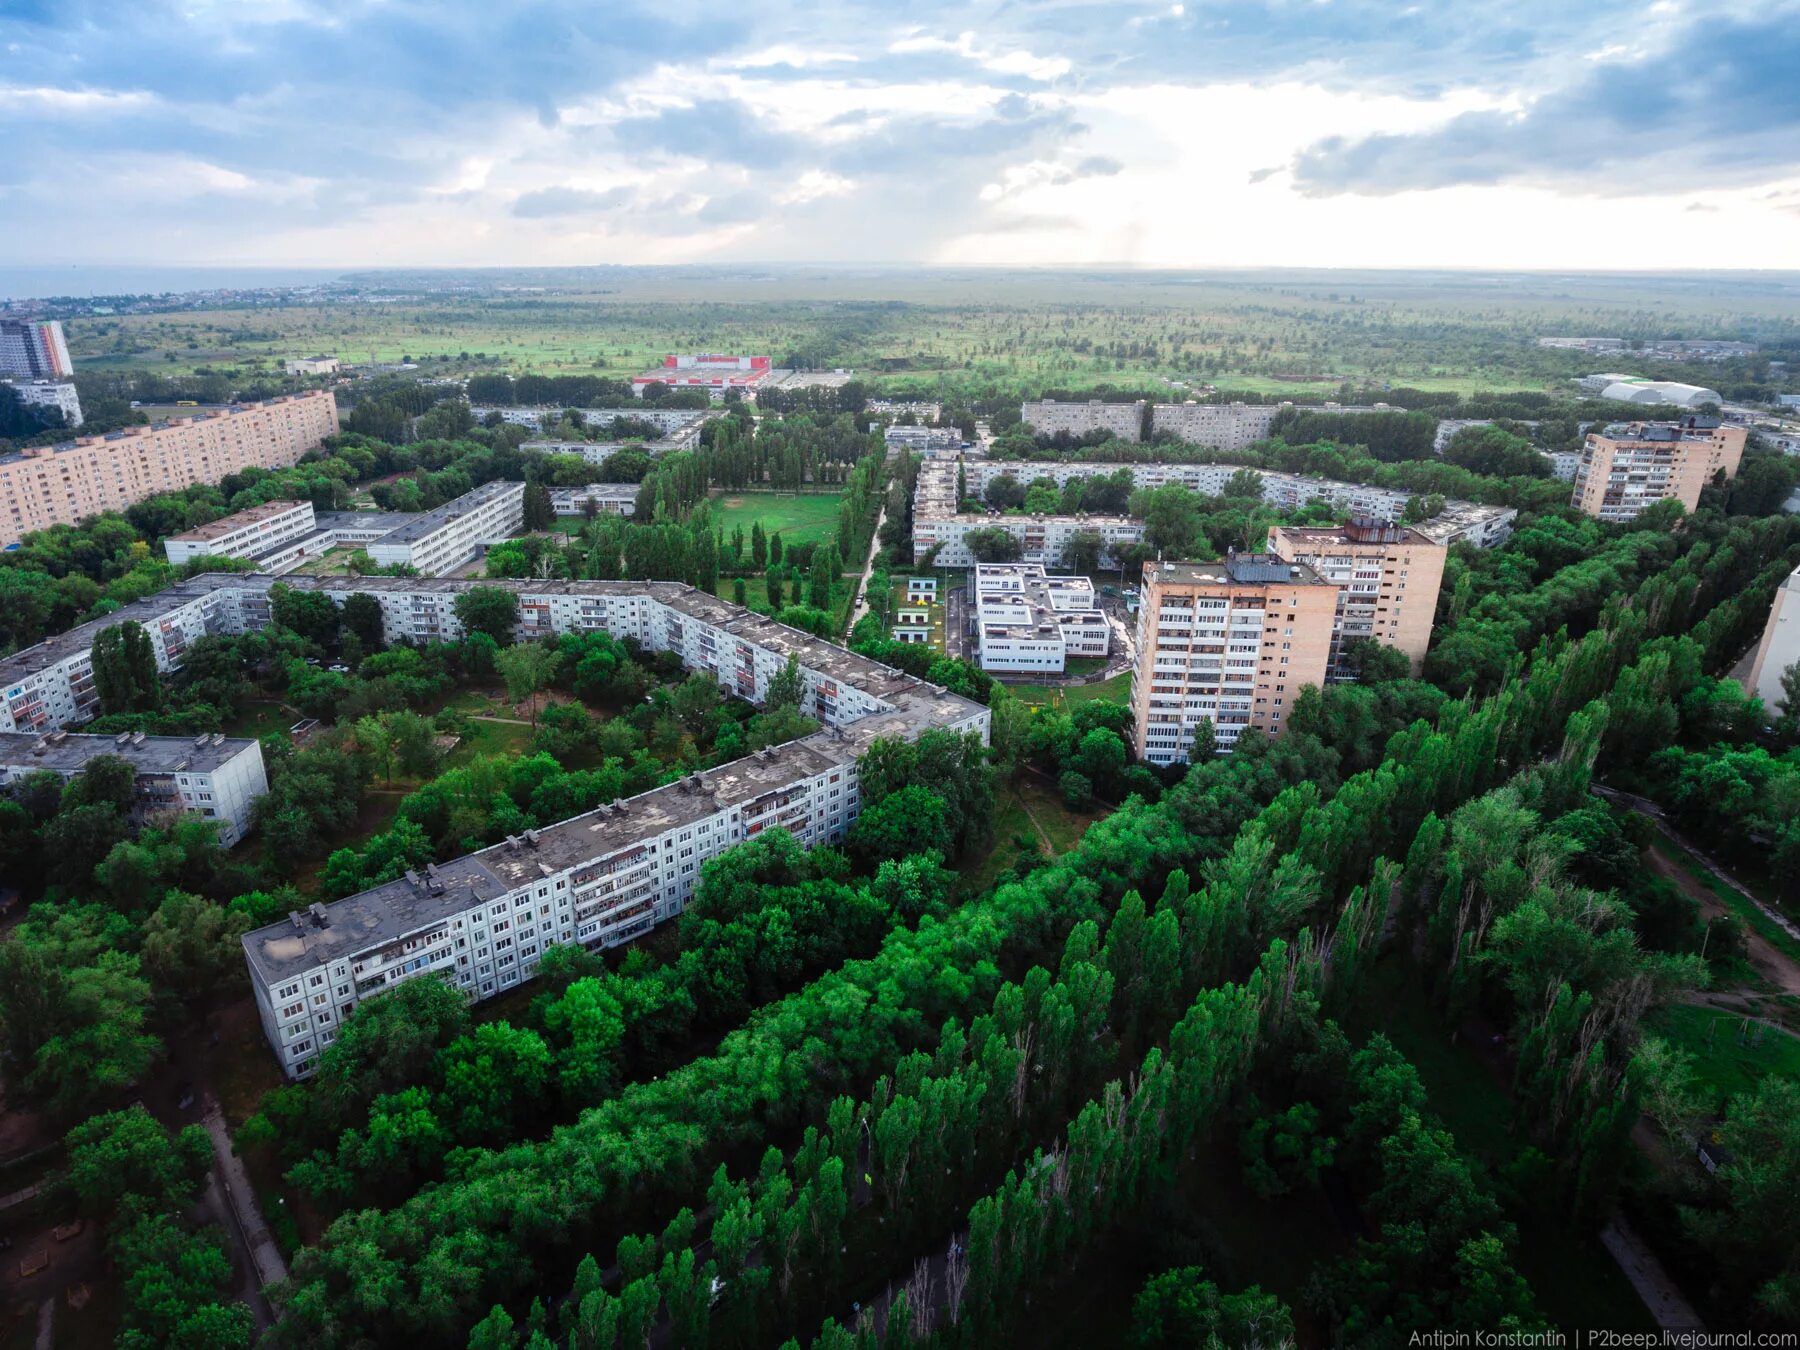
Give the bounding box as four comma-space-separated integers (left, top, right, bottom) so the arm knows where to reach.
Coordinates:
1647, 1003, 1800, 1108
1007, 669, 1132, 710
708, 491, 844, 550
64, 267, 1800, 400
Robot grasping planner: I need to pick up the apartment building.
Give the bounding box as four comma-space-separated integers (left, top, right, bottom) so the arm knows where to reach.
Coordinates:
971, 563, 1110, 673
1746, 564, 1800, 715
866, 400, 943, 422
0, 728, 268, 846
0, 391, 339, 549
0, 320, 73, 380
367, 480, 525, 575
909, 458, 1513, 570
1570, 418, 1747, 521
1150, 402, 1282, 450
548, 484, 638, 517
1130, 556, 1337, 764
1020, 399, 1145, 443
883, 425, 962, 456
1267, 519, 1446, 677
163, 499, 318, 565
235, 577, 989, 1078
6, 379, 83, 428
1151, 400, 1398, 450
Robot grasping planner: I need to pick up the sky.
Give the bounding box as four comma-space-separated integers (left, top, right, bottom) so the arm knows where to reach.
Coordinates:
5, 0, 1800, 272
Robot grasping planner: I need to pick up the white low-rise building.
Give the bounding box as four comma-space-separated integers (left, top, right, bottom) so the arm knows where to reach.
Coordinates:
971, 563, 1110, 673
0, 728, 267, 846
548, 484, 638, 517
164, 500, 319, 565
285, 356, 340, 376
367, 480, 525, 575
883, 425, 962, 456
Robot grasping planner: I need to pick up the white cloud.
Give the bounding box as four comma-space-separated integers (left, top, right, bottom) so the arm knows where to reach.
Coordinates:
888, 31, 1070, 81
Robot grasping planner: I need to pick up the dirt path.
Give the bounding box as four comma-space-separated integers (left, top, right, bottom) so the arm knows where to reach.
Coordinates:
1645, 845, 1800, 997
1012, 791, 1056, 855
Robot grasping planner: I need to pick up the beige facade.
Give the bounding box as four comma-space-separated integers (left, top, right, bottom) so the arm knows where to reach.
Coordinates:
1570, 418, 1746, 522
1131, 556, 1337, 764
1745, 565, 1800, 715
0, 391, 338, 548
1267, 520, 1446, 678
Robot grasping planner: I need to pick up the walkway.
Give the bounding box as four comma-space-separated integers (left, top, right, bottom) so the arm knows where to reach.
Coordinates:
1601, 1216, 1706, 1332
200, 1100, 286, 1332
846, 499, 889, 639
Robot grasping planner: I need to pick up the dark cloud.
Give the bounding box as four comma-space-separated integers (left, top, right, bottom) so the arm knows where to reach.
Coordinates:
1291, 15, 1800, 196
513, 186, 635, 218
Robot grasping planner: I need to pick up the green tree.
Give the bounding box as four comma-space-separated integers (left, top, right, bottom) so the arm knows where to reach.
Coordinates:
270, 584, 342, 648
454, 586, 521, 644
522, 482, 555, 532
140, 892, 254, 1001
63, 1105, 211, 1218
766, 652, 805, 712
340, 592, 385, 650
846, 786, 948, 870
92, 620, 161, 714
496, 640, 559, 731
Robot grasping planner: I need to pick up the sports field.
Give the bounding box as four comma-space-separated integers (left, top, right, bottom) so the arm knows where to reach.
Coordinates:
708, 491, 844, 550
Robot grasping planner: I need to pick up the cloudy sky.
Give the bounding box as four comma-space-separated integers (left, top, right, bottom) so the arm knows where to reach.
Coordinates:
5, 0, 1799, 270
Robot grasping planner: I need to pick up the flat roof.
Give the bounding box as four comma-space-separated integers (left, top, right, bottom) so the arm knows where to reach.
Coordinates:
0, 728, 256, 774
1145, 556, 1331, 588
167, 500, 310, 544
370, 480, 520, 547
1270, 523, 1436, 548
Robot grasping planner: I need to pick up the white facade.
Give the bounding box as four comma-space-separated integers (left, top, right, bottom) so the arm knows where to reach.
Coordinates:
232, 576, 990, 1078
6, 379, 83, 428
548, 484, 638, 517
1020, 400, 1145, 442
367, 480, 525, 575
0, 729, 267, 847
285, 356, 341, 376
883, 425, 962, 456
1151, 402, 1282, 450
971, 563, 1110, 673
910, 457, 1515, 570
164, 500, 318, 565
1746, 565, 1800, 716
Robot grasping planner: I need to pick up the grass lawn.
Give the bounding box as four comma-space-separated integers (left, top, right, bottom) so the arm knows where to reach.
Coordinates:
708, 491, 844, 550
290, 547, 365, 577
1006, 669, 1132, 711
957, 774, 1104, 897
1652, 827, 1800, 967
223, 698, 294, 741
1647, 1003, 1800, 1109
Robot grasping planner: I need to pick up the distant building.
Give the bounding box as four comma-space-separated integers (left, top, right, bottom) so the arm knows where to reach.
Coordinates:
1152, 402, 1280, 450
1541, 337, 1628, 353
1411, 503, 1519, 550
971, 563, 1110, 673
1020, 399, 1145, 443
285, 355, 340, 376
0, 320, 74, 380
5, 379, 82, 428
1777, 395, 1800, 409
367, 480, 525, 575
866, 400, 942, 422
164, 500, 318, 565
0, 391, 338, 550
631, 355, 770, 397
883, 425, 961, 456
547, 484, 638, 517
1746, 565, 1800, 715
1268, 519, 1447, 678
1595, 378, 1723, 409
0, 729, 267, 847
1153, 400, 1398, 451
1571, 418, 1747, 521
1131, 556, 1337, 762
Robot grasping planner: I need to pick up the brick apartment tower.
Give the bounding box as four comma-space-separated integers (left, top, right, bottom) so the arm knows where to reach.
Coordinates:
1267, 518, 1447, 677
1570, 417, 1747, 522
1131, 556, 1337, 765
